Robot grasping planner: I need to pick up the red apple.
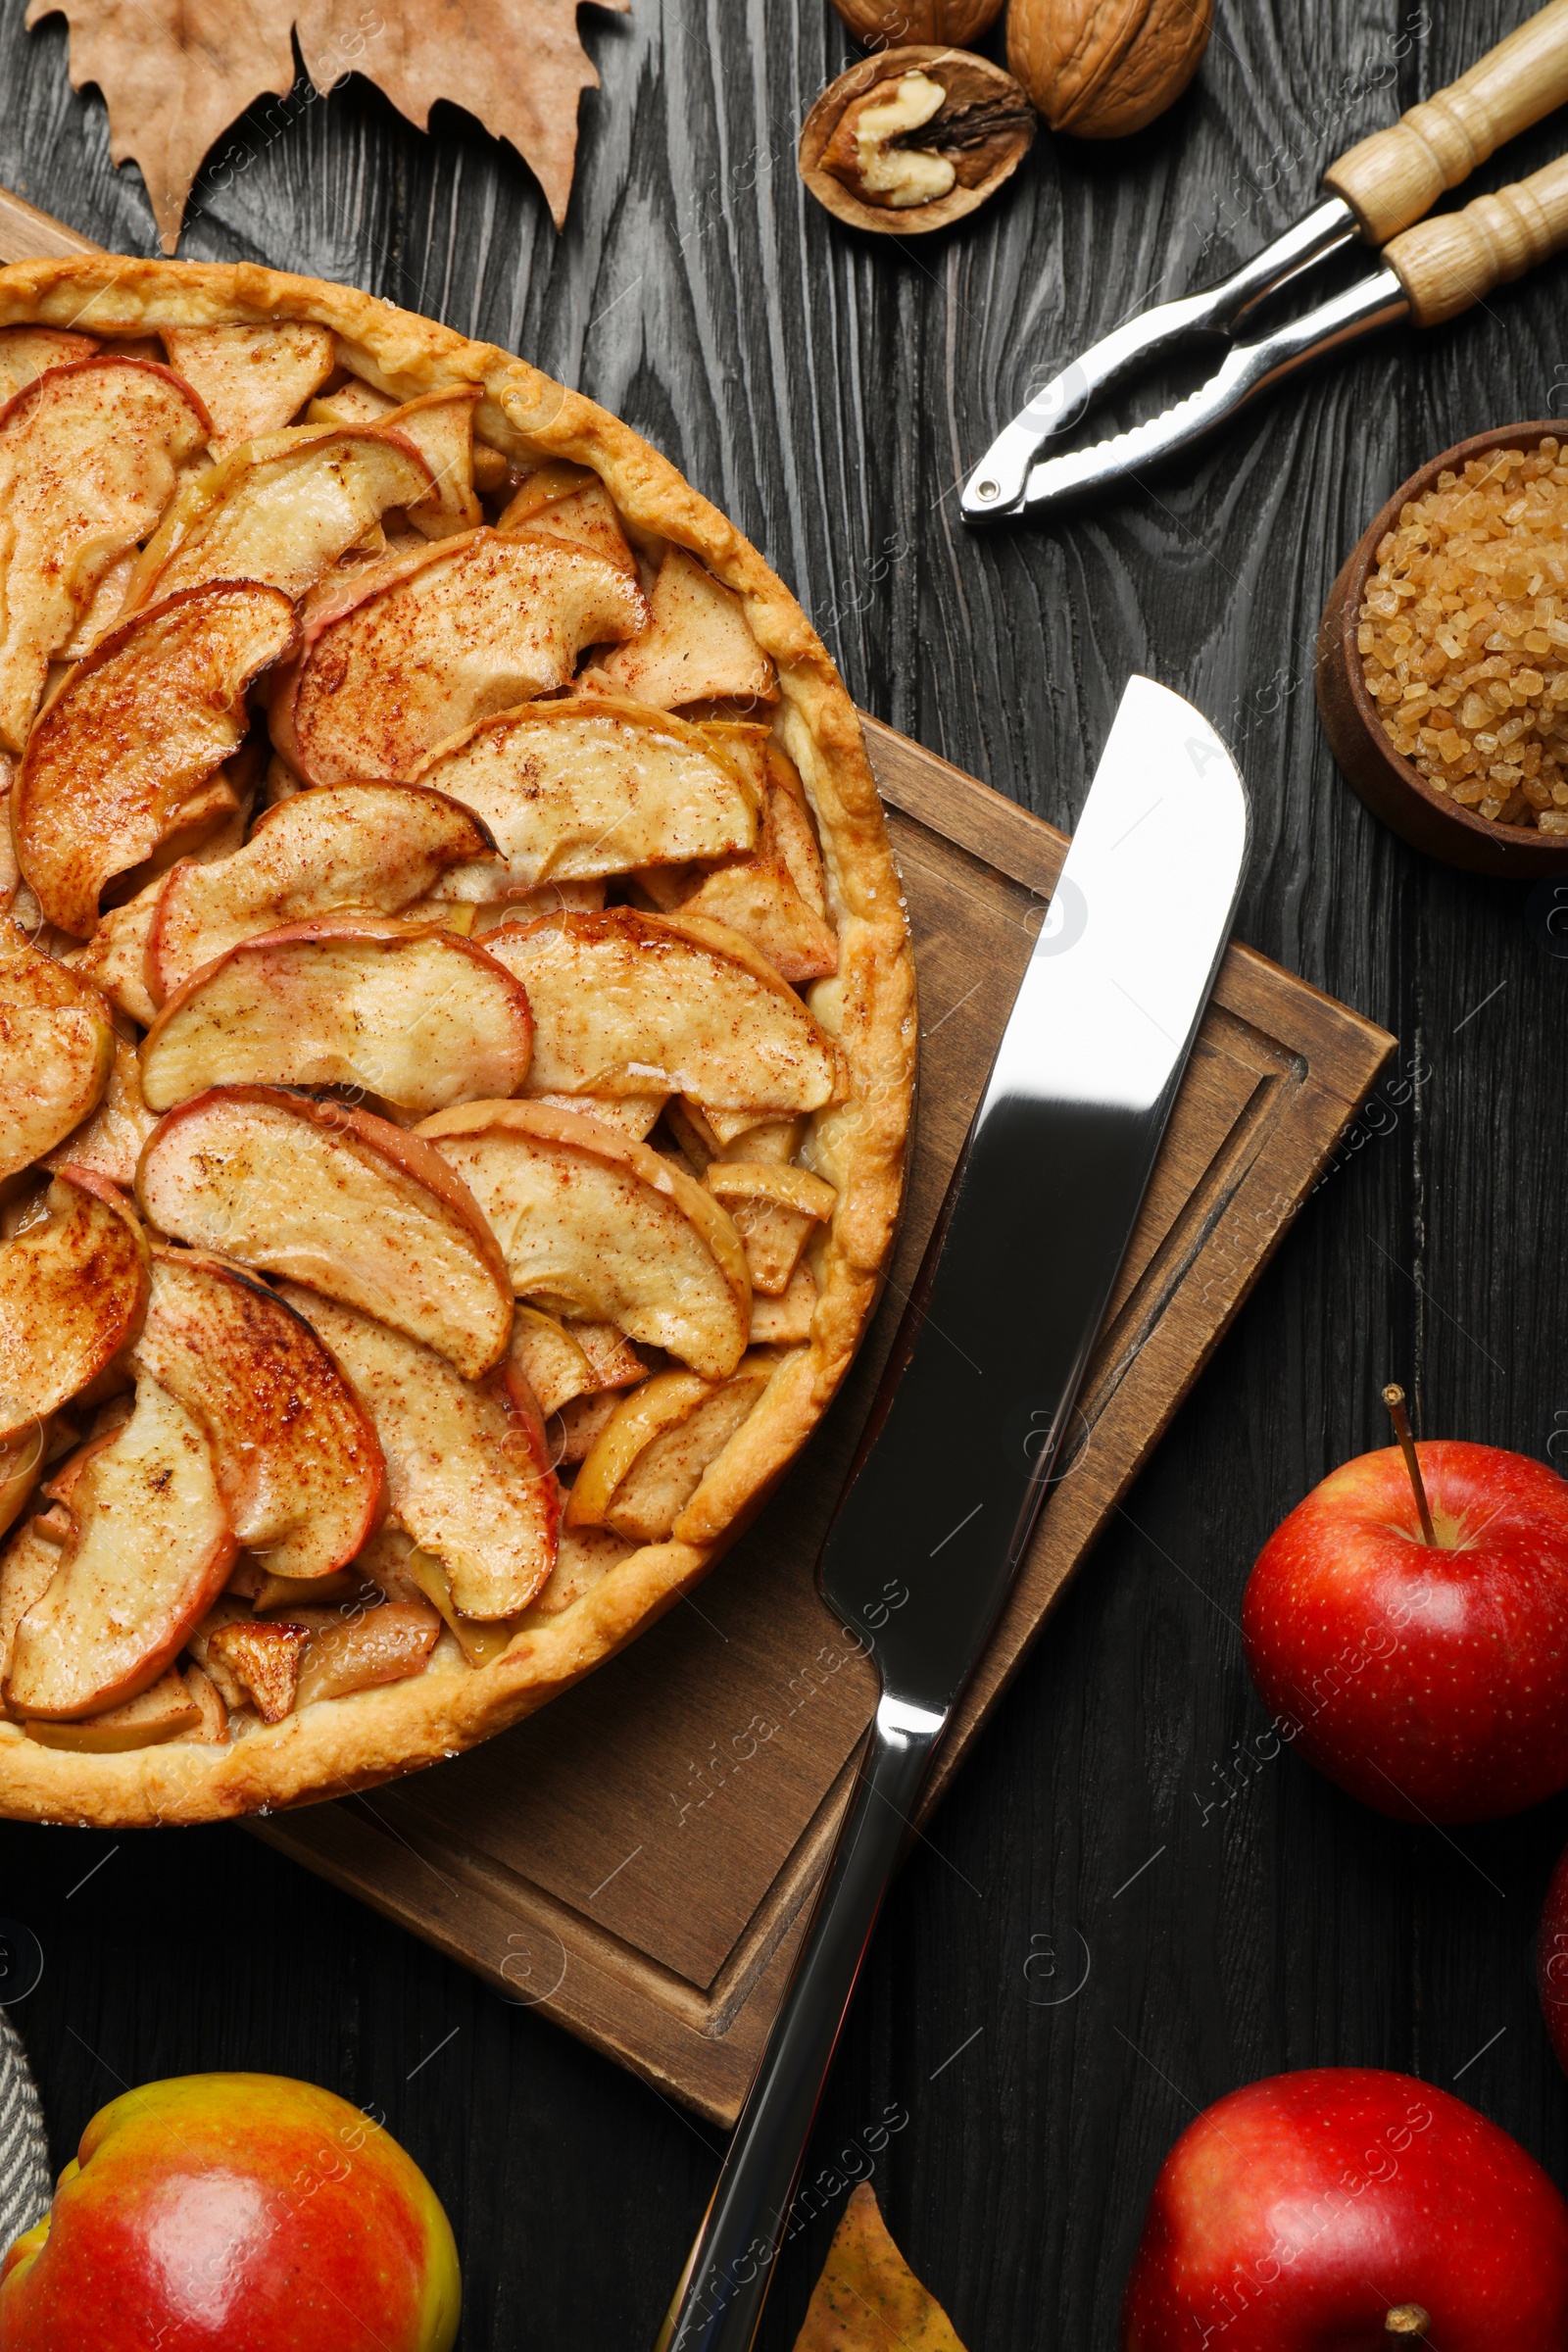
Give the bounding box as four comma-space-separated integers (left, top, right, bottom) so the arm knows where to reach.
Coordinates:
1121, 2068, 1568, 2349
0, 2072, 460, 2351
1538, 1842, 1568, 2077
1242, 1440, 1568, 1822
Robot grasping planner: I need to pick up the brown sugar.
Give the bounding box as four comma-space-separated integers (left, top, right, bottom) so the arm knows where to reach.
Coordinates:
1357, 438, 1568, 832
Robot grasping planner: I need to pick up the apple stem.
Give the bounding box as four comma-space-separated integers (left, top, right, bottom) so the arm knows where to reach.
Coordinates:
1383, 1384, 1437, 1546
1385, 2308, 1430, 2338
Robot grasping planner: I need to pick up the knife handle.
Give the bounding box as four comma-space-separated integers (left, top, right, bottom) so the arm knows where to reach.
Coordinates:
1384, 147, 1568, 326
1324, 0, 1568, 247
654, 1693, 944, 2352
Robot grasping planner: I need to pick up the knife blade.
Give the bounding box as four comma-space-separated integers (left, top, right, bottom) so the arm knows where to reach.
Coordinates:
657, 675, 1248, 2352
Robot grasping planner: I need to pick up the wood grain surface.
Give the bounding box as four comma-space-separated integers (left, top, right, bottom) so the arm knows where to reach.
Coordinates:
2, 2, 1567, 2346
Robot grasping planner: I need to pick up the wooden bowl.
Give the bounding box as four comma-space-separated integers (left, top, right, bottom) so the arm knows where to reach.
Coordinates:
1316, 421, 1568, 879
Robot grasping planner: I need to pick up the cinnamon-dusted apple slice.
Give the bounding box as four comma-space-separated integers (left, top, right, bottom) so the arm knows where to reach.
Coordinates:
136, 1086, 513, 1378
160, 322, 337, 458
480, 907, 843, 1113
140, 920, 534, 1116
23, 1667, 202, 1752
499, 463, 636, 574
750, 1258, 816, 1345
65, 747, 260, 1023
529, 1093, 665, 1140
519, 1525, 636, 1622
0, 1170, 150, 1444
293, 1599, 442, 1707
130, 1246, 384, 1581
3, 1374, 236, 1720
203, 1618, 312, 1723
0, 358, 213, 752
591, 548, 777, 710
383, 387, 483, 539
566, 1354, 778, 1542
148, 783, 496, 1000
0, 920, 116, 1178
706, 1161, 836, 1295
678, 857, 838, 984
508, 1304, 594, 1417
270, 528, 649, 785
277, 1284, 558, 1620
42, 1042, 159, 1188
414, 695, 759, 901
0, 327, 96, 402
308, 379, 397, 428
418, 1102, 750, 1381
15, 582, 297, 936
123, 423, 434, 611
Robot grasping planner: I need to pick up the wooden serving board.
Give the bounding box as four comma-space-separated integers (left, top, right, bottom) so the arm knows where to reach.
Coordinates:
256, 717, 1394, 2125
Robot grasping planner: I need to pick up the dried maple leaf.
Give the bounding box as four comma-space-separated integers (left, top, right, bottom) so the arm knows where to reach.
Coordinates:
25, 0, 625, 254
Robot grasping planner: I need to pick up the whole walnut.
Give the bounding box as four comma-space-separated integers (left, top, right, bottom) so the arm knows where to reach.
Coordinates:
1006, 0, 1213, 138
829, 0, 1004, 51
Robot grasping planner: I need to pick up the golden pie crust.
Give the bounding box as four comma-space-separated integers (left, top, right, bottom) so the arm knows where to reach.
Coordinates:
0, 258, 916, 1828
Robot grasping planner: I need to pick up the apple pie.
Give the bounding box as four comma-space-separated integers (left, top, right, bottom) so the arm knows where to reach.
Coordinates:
0, 260, 915, 1827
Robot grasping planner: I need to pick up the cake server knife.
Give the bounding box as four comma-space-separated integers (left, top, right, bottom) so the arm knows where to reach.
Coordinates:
657, 675, 1249, 2352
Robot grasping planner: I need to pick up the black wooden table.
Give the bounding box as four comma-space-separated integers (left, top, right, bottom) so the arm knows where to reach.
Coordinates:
3, 3, 1567, 2344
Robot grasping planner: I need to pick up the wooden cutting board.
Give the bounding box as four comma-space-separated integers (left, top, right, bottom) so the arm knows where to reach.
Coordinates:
255, 716, 1394, 2124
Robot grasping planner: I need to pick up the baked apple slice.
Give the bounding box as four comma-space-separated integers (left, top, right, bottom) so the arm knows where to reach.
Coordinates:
706, 1160, 836, 1294
384, 387, 483, 538
498, 464, 636, 574
65, 747, 260, 1023
480, 907, 843, 1113
0, 357, 212, 752
3, 1373, 236, 1720
139, 919, 534, 1115
203, 1618, 313, 1723
677, 856, 838, 984
566, 1354, 777, 1542
278, 1283, 559, 1621
0, 327, 96, 402
22, 1667, 202, 1752
418, 1101, 751, 1381
269, 528, 649, 784
0, 1170, 150, 1444
293, 1598, 442, 1706
136, 1085, 513, 1378
160, 322, 337, 457
413, 694, 759, 901
123, 423, 434, 611
0, 919, 115, 1179
591, 548, 777, 710
148, 783, 496, 1000
14, 581, 297, 936
508, 1304, 594, 1417
0, 1423, 48, 1545
42, 1042, 159, 1189
130, 1246, 384, 1581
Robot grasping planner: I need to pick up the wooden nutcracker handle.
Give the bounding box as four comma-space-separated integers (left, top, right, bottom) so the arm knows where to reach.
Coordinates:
1326, 0, 1568, 247
1386, 149, 1568, 324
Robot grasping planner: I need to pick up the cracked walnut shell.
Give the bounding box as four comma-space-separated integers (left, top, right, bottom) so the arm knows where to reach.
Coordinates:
799, 47, 1035, 235
1007, 0, 1213, 139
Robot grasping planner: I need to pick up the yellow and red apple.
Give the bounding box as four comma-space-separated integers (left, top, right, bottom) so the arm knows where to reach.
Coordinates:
0, 2072, 459, 2351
